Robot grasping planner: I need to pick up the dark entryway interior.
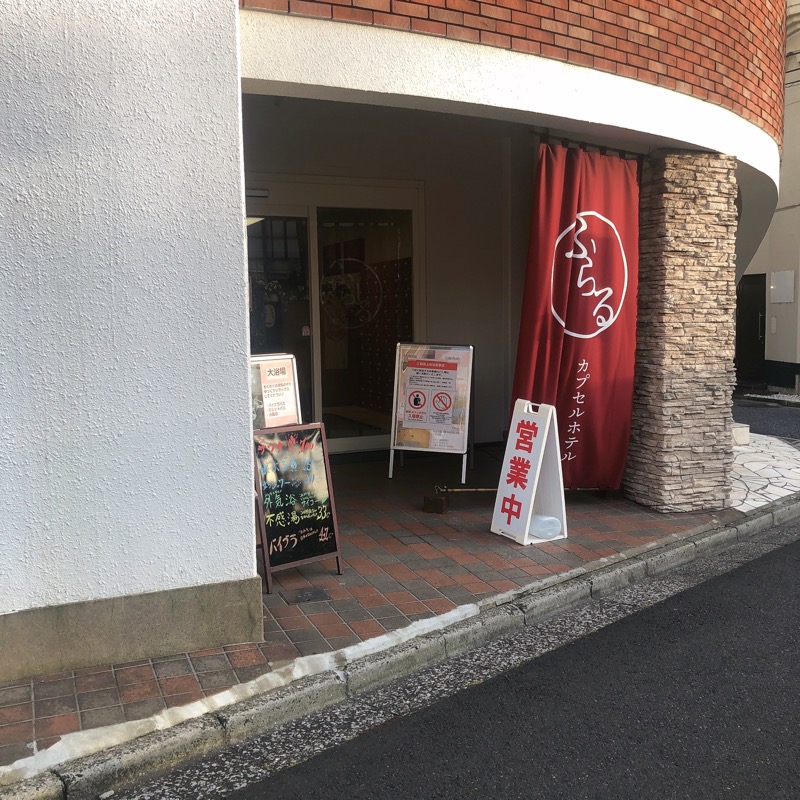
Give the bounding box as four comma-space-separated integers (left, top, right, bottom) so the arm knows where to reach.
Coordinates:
735, 273, 766, 387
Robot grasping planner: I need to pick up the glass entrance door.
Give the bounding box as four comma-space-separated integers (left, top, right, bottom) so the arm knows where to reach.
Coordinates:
246, 180, 420, 452
247, 216, 313, 424
317, 207, 413, 448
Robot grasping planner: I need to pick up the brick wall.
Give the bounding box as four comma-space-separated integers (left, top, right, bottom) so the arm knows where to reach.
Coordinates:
240, 0, 785, 146
624, 151, 738, 512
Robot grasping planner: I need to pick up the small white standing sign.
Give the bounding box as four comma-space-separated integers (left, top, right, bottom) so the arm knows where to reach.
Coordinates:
250, 354, 302, 429
491, 400, 567, 545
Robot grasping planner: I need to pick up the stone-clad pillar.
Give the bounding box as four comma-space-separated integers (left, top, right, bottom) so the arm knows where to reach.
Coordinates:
624, 152, 738, 512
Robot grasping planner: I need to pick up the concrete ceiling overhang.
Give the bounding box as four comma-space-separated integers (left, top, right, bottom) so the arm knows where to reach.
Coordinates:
239, 11, 782, 279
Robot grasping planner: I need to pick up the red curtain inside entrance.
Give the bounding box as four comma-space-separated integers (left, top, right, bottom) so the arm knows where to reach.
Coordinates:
511, 142, 639, 490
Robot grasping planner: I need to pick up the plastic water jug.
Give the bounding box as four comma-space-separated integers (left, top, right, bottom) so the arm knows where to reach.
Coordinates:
530, 514, 562, 539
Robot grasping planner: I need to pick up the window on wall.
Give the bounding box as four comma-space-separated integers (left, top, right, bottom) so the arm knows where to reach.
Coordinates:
247, 216, 312, 424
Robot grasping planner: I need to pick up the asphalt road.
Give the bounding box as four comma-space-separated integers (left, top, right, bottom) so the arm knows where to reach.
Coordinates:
733, 397, 800, 439
225, 536, 800, 800
119, 526, 800, 800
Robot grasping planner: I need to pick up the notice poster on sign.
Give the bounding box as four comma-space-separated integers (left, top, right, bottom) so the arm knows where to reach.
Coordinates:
491, 400, 567, 545
404, 359, 458, 430
391, 344, 473, 454
389, 343, 473, 482
250, 354, 301, 429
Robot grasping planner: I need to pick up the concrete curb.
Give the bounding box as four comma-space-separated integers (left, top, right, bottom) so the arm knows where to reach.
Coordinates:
57, 719, 224, 800
0, 773, 64, 800
741, 393, 800, 409
442, 605, 525, 659
217, 671, 347, 747
344, 633, 446, 696
4, 491, 800, 800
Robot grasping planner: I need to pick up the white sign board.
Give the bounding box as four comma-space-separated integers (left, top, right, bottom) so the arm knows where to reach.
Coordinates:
389, 343, 473, 481
250, 354, 301, 428
391, 343, 473, 453
491, 400, 567, 545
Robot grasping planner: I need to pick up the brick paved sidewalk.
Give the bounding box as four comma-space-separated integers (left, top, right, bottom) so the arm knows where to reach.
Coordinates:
0, 447, 720, 770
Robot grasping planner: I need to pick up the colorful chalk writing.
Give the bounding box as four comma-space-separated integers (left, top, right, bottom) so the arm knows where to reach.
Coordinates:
253, 424, 341, 570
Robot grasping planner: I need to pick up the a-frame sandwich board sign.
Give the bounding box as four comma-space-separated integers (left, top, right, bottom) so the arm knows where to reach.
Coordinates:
491, 400, 568, 545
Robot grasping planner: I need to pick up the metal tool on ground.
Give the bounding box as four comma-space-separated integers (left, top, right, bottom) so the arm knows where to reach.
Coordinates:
423, 484, 495, 514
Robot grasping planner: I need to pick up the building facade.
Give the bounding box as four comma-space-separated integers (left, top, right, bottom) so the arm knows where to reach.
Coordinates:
0, 0, 785, 679
740, 0, 800, 390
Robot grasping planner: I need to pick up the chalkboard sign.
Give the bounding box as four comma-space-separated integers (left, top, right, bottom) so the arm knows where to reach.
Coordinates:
253, 423, 342, 592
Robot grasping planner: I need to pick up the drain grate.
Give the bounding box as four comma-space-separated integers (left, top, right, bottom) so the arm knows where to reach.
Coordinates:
281, 588, 332, 605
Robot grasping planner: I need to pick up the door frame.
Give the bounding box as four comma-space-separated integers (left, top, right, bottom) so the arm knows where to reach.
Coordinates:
245, 173, 427, 452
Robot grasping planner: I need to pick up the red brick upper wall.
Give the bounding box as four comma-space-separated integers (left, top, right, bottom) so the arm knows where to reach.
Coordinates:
240, 0, 786, 147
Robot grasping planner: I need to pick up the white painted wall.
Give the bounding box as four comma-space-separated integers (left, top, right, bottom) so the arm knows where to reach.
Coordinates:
0, 1, 254, 614
243, 97, 534, 443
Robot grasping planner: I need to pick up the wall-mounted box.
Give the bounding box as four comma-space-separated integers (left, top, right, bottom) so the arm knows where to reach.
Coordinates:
770, 270, 795, 304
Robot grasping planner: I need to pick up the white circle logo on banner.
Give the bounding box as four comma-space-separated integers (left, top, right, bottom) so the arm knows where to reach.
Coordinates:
550, 211, 628, 339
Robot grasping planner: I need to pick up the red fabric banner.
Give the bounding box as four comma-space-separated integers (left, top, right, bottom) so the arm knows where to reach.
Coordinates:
511, 143, 639, 490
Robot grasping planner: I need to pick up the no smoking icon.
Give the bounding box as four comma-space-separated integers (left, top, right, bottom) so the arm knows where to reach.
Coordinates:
432, 392, 452, 412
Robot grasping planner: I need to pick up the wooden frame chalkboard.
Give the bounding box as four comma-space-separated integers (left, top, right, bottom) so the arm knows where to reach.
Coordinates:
253, 423, 343, 593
